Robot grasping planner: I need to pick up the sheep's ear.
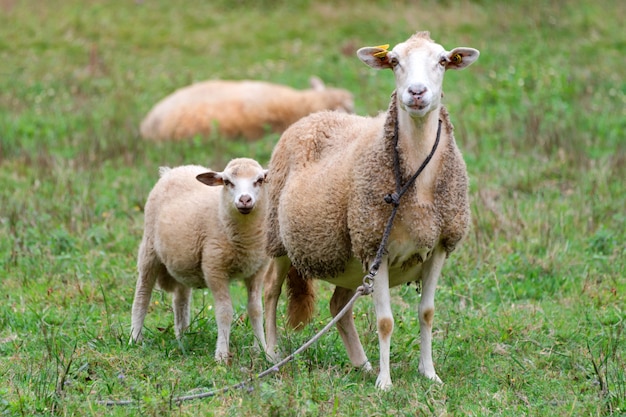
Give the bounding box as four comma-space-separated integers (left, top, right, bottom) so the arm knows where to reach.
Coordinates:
357, 45, 393, 70
196, 172, 223, 186
309, 76, 325, 91
445, 47, 480, 70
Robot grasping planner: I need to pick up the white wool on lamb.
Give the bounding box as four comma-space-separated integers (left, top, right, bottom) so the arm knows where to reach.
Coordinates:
264, 31, 479, 389
140, 77, 354, 141
130, 158, 269, 363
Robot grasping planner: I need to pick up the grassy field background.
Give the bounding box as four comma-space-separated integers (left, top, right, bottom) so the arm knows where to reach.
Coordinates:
1, 0, 625, 415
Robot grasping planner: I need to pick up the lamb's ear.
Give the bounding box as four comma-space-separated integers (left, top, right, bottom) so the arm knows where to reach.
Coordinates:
196, 172, 223, 186
445, 47, 480, 70
309, 76, 325, 91
357, 44, 393, 70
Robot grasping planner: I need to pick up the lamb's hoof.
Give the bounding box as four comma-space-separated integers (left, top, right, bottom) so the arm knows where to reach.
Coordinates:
265, 349, 282, 364
423, 372, 442, 384
215, 351, 232, 365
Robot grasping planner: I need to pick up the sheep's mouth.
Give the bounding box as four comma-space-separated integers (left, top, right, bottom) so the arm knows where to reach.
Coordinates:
237, 206, 253, 215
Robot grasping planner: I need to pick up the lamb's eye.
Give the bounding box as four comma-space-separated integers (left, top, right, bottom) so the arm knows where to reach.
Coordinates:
439, 57, 448, 66
389, 56, 399, 67
255, 178, 264, 186
223, 179, 233, 187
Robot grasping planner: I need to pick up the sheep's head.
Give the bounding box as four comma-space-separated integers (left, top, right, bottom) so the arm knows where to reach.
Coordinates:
309, 76, 355, 114
357, 31, 479, 118
196, 158, 268, 215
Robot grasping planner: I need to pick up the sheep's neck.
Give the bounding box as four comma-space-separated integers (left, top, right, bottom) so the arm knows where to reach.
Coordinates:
395, 103, 442, 179
219, 206, 264, 246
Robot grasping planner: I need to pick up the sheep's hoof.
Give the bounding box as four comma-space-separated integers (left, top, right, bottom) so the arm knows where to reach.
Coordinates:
375, 374, 393, 391
215, 351, 232, 365
265, 349, 282, 364
422, 371, 443, 384
360, 361, 373, 373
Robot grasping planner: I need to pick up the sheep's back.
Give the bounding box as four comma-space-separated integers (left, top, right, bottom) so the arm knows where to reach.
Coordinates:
140, 81, 340, 141
145, 165, 220, 281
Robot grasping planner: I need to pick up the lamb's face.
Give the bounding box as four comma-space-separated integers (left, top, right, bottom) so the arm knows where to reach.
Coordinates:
357, 31, 480, 119
196, 159, 268, 215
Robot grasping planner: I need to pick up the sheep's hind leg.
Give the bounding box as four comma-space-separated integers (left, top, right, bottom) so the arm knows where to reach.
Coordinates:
330, 286, 372, 372
172, 284, 192, 339
130, 242, 162, 344
418, 246, 445, 384
264, 256, 290, 362
244, 263, 268, 353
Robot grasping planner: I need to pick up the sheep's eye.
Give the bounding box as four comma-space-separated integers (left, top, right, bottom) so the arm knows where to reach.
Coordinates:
254, 178, 264, 186
439, 57, 448, 66
389, 56, 399, 67
223, 179, 233, 187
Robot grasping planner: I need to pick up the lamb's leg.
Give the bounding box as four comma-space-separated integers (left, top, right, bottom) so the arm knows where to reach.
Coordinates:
206, 274, 234, 363
418, 246, 445, 383
172, 284, 192, 339
372, 256, 394, 390
130, 241, 161, 344
244, 263, 268, 353
330, 286, 371, 371
264, 256, 290, 362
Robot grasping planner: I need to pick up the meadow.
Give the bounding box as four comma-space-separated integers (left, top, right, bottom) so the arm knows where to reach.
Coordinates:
1, 0, 624, 415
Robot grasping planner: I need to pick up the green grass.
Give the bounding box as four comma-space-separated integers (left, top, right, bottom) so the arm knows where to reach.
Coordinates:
1, 0, 625, 415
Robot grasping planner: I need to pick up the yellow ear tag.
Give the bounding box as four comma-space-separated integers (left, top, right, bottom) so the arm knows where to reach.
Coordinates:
372, 44, 390, 59
452, 53, 463, 64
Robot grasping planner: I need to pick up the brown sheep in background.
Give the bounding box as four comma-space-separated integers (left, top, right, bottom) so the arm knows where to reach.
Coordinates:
140, 77, 354, 141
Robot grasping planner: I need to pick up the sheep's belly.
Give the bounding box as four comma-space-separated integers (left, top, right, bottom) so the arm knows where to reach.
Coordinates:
167, 268, 206, 289
324, 257, 424, 290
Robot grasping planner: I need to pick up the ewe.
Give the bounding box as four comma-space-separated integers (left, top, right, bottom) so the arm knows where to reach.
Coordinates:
130, 158, 269, 363
140, 77, 354, 141
264, 32, 479, 389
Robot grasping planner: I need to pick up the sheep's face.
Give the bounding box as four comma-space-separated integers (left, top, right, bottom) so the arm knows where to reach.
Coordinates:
196, 159, 268, 215
357, 31, 479, 119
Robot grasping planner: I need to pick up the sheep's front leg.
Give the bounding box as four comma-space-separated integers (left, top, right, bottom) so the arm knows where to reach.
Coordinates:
372, 256, 394, 390
172, 284, 192, 339
264, 257, 290, 362
330, 286, 371, 371
244, 263, 269, 353
207, 274, 234, 363
418, 246, 445, 383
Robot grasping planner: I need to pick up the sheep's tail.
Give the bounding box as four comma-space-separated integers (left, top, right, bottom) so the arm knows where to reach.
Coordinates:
286, 266, 316, 330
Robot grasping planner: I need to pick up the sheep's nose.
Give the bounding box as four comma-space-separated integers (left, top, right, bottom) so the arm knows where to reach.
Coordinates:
239, 195, 252, 206
408, 84, 427, 98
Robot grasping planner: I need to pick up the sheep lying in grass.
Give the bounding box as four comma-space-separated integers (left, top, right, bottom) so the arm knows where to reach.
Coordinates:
264, 32, 479, 389
140, 77, 354, 141
130, 158, 269, 363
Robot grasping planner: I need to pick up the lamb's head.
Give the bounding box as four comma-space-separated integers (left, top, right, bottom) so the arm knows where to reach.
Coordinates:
357, 31, 479, 118
196, 158, 268, 215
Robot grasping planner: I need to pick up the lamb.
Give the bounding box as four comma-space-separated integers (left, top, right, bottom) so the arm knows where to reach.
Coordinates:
130, 157, 269, 363
263, 31, 479, 389
139, 77, 354, 141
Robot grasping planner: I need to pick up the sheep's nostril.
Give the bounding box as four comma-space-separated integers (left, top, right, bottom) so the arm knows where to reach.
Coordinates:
239, 195, 252, 206
408, 85, 427, 97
